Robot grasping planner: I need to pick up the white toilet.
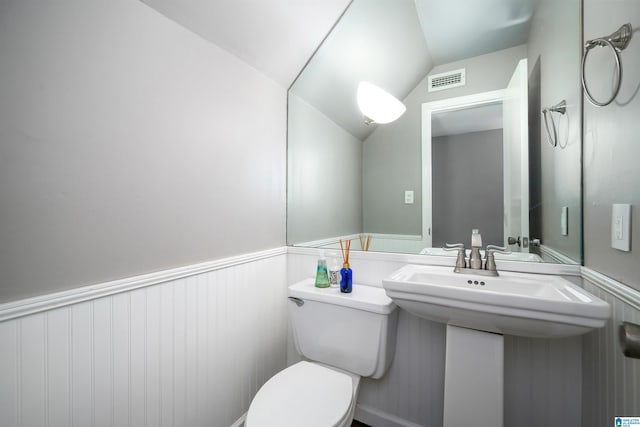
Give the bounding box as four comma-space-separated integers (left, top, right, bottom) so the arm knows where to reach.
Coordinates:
245, 278, 398, 427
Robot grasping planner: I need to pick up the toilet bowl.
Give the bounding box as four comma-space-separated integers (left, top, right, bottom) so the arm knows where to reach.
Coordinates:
245, 361, 360, 427
245, 278, 398, 427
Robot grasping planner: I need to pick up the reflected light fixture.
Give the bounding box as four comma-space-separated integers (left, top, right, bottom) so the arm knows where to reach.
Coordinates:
357, 81, 406, 125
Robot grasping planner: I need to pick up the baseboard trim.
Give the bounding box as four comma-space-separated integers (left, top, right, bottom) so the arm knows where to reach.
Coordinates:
355, 403, 425, 427
0, 246, 287, 322
581, 267, 640, 311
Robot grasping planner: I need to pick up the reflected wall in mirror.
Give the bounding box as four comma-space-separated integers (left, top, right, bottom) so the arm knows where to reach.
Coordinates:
287, 0, 583, 264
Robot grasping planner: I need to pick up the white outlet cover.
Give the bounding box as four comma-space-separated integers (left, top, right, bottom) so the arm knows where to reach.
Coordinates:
611, 204, 631, 251
404, 190, 414, 204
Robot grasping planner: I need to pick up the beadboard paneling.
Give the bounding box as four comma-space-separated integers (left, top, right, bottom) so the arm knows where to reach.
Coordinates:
0, 251, 288, 427
357, 310, 446, 427
582, 271, 640, 427
6, 249, 634, 427
504, 335, 582, 426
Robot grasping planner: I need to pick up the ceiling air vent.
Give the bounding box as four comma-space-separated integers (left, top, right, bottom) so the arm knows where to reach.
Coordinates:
428, 68, 466, 92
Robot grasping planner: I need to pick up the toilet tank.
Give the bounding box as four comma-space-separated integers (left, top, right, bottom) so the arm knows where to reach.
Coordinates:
288, 279, 398, 379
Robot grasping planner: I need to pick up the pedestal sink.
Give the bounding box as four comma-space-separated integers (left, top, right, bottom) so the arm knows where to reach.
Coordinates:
382, 264, 611, 427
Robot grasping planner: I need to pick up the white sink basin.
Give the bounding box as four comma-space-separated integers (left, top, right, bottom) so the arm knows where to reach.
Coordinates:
382, 264, 610, 338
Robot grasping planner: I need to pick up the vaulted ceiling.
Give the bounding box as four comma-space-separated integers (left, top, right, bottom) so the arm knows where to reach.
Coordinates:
141, 0, 536, 139
140, 0, 352, 87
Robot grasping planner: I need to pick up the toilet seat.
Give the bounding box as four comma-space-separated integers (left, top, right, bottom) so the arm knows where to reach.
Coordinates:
245, 361, 355, 427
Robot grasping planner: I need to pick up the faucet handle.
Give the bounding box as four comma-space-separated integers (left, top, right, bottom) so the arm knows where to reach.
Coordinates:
444, 243, 467, 269
484, 245, 510, 272
486, 245, 511, 254
444, 242, 464, 250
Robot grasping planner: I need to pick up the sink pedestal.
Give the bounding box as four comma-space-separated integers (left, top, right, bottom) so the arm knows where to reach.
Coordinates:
444, 325, 503, 427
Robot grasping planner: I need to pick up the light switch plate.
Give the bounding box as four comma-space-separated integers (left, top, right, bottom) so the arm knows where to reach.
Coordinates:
561, 206, 568, 236
404, 190, 414, 204
611, 204, 631, 251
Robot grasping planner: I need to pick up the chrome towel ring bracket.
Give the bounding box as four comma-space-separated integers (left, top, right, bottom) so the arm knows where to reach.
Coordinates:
581, 23, 633, 107
542, 100, 567, 148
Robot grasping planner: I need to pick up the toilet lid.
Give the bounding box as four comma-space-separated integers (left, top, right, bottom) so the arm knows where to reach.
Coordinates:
246, 361, 353, 427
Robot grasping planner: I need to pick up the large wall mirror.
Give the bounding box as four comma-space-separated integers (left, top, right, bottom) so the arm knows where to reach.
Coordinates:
287, 0, 583, 265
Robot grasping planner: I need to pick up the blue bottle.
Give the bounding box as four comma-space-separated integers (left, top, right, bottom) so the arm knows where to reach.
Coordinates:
340, 263, 352, 293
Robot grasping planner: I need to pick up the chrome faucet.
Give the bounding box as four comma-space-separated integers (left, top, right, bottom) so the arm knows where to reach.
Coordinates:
468, 246, 483, 270
443, 241, 511, 277
469, 229, 483, 269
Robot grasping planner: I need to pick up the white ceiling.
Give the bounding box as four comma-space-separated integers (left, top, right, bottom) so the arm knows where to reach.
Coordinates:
140, 0, 537, 139
140, 0, 352, 88
415, 0, 537, 64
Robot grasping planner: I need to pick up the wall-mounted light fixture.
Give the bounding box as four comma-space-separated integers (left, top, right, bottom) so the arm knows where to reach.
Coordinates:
357, 82, 406, 125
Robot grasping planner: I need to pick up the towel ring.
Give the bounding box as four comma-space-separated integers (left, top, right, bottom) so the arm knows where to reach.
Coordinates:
581, 23, 632, 107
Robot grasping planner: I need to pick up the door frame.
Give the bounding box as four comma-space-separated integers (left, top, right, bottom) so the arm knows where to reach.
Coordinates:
421, 89, 506, 246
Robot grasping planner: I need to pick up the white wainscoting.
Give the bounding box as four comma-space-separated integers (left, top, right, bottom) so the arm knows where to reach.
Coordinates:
287, 248, 583, 427
0, 248, 288, 427
503, 334, 582, 426
581, 268, 640, 427
356, 310, 446, 427
4, 248, 636, 427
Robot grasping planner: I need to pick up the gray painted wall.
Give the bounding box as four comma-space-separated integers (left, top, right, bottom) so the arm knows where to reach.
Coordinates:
287, 94, 362, 243
582, 0, 640, 292
432, 129, 504, 247
581, 1, 640, 423
0, 0, 286, 303
363, 45, 527, 235
527, 0, 582, 262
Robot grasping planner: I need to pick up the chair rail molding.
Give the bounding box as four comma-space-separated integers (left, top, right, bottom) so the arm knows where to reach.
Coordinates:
581, 267, 640, 311
0, 247, 287, 322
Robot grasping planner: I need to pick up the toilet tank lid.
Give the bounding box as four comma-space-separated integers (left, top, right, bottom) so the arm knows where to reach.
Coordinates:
288, 279, 396, 314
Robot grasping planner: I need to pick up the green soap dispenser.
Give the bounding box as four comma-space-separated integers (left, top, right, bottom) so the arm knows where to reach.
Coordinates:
314, 251, 330, 288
